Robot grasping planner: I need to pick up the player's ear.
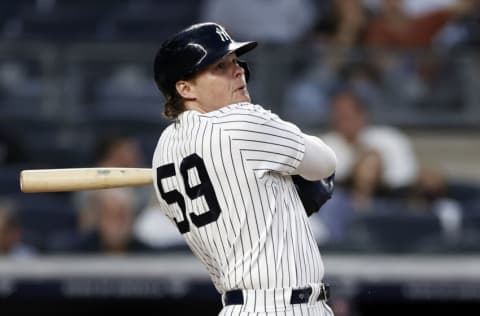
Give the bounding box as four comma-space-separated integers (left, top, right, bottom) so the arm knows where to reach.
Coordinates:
176, 80, 196, 100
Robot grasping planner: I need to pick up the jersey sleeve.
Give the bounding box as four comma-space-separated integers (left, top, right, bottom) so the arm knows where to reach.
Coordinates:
214, 103, 305, 175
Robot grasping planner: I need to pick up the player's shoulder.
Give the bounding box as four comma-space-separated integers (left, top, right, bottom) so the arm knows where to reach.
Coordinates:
157, 119, 178, 144
203, 103, 304, 142
203, 102, 278, 123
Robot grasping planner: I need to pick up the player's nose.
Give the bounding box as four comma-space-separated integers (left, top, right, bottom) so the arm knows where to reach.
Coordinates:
233, 61, 245, 78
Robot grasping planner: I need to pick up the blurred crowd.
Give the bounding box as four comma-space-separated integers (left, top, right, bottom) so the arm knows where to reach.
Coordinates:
0, 2, 478, 316
308, 87, 472, 253
0, 0, 479, 259
0, 134, 186, 258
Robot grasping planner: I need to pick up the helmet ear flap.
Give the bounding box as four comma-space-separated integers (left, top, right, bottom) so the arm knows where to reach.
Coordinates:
238, 60, 251, 82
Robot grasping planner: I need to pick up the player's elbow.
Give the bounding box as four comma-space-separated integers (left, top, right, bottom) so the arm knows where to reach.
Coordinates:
322, 146, 337, 178
297, 135, 337, 181
302, 146, 336, 181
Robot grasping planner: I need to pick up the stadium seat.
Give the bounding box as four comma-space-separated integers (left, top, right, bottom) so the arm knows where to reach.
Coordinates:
1, 116, 91, 168
18, 7, 104, 41
463, 213, 480, 232
448, 181, 480, 214
0, 165, 24, 195
0, 60, 46, 114
15, 193, 77, 250
0, 3, 18, 35
110, 1, 201, 41
345, 213, 444, 253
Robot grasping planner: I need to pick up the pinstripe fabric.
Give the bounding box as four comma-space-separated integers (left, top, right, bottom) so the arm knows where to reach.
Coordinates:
152, 103, 329, 315
219, 301, 334, 316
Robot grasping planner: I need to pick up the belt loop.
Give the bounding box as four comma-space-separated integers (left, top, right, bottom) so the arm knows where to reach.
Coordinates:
320, 283, 329, 302
308, 283, 320, 305
285, 288, 293, 306
221, 292, 226, 307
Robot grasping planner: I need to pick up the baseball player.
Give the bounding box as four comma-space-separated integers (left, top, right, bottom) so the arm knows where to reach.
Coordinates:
152, 22, 337, 315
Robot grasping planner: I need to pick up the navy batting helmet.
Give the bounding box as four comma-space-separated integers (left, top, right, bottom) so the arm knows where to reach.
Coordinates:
153, 22, 257, 98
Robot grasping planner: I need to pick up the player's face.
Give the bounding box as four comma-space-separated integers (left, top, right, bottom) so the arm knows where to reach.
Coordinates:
182, 53, 251, 112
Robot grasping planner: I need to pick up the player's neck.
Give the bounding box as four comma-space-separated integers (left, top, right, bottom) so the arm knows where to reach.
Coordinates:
184, 101, 226, 114
184, 103, 207, 114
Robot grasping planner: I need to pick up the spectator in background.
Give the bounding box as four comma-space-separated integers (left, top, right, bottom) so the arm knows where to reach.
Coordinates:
55, 188, 154, 255
408, 167, 463, 243
201, 0, 320, 109
93, 133, 145, 169
133, 194, 186, 250
311, 149, 399, 244
322, 87, 419, 191
316, 0, 370, 47
343, 149, 390, 211
282, 0, 375, 128
0, 199, 36, 258
444, 2, 480, 49
365, 0, 475, 48
363, 0, 476, 112
362, 0, 458, 16
73, 133, 153, 229
201, 0, 318, 44
461, 0, 480, 47
402, 0, 461, 16
53, 134, 156, 254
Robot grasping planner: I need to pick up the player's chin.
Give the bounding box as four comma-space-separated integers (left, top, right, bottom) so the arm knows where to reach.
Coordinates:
233, 90, 251, 103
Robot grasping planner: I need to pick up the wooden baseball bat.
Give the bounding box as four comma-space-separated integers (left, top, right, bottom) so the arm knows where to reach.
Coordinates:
20, 168, 153, 193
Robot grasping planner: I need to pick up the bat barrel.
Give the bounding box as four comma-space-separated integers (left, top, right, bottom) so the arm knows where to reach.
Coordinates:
20, 168, 153, 193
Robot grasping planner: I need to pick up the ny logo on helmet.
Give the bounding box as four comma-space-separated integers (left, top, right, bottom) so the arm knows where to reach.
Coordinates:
216, 27, 231, 42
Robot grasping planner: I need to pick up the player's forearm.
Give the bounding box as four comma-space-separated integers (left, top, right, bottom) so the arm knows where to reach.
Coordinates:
295, 134, 337, 181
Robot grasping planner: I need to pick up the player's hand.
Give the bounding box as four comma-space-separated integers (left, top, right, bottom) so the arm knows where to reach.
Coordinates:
292, 172, 335, 217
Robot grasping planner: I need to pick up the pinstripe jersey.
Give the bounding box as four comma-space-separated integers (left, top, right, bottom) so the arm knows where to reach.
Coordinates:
152, 102, 325, 295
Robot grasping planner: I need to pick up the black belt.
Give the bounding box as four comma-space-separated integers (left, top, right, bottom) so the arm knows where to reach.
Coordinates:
224, 284, 330, 306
